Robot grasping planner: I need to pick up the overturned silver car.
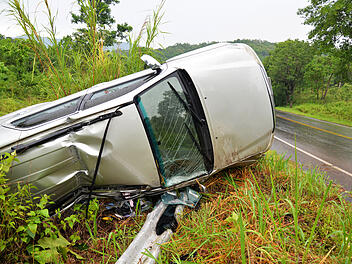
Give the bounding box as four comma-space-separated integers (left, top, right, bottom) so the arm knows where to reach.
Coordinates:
0, 43, 275, 206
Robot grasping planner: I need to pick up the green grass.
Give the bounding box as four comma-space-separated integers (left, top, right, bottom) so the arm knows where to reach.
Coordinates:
159, 151, 352, 263
276, 84, 352, 127
0, 97, 45, 116
276, 101, 352, 127
2, 147, 352, 263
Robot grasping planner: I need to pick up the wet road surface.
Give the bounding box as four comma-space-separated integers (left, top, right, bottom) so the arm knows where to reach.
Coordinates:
271, 110, 352, 191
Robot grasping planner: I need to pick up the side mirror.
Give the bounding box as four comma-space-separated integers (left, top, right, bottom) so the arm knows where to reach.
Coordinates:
141, 55, 161, 73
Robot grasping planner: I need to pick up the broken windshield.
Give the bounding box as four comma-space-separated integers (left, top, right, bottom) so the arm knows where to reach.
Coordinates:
136, 73, 208, 187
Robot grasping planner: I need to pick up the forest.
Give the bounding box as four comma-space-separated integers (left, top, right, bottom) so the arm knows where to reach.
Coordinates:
157, 39, 275, 61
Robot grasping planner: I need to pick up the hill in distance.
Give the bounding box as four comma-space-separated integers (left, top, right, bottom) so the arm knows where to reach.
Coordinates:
158, 39, 275, 61
14, 35, 274, 61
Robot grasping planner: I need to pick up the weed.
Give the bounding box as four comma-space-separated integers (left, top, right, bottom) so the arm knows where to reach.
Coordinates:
0, 150, 152, 263
160, 151, 352, 263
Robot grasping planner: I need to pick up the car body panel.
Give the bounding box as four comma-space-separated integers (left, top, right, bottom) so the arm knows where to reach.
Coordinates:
94, 104, 160, 187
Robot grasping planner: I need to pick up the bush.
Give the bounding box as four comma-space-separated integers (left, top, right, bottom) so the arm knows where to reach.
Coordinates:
0, 152, 82, 263
0, 151, 140, 263
332, 84, 352, 102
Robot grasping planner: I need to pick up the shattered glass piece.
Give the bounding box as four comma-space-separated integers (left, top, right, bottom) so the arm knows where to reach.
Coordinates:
161, 191, 187, 206
161, 187, 201, 208
139, 200, 153, 212
185, 187, 202, 207
137, 76, 207, 186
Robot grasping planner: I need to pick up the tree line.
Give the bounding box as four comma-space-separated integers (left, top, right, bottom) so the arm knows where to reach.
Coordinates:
265, 0, 351, 107
158, 39, 275, 61
264, 40, 351, 107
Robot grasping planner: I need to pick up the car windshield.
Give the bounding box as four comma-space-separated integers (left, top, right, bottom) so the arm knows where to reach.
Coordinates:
137, 74, 207, 187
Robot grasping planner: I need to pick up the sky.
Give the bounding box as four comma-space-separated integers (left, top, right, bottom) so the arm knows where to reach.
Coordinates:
0, 0, 312, 47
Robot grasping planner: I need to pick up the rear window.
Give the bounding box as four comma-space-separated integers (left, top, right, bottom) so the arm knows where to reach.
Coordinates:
11, 97, 81, 128
82, 75, 153, 110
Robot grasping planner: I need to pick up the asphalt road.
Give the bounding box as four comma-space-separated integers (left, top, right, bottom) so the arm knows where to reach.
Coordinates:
271, 110, 352, 191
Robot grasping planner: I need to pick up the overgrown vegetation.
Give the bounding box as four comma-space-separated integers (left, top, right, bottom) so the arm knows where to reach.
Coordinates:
0, 0, 163, 115
159, 151, 352, 263
264, 0, 352, 123
276, 84, 352, 126
0, 152, 148, 263
2, 151, 352, 263
264, 39, 351, 124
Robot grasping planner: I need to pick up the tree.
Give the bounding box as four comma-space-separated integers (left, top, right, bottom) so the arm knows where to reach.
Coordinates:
0, 38, 41, 97
304, 55, 341, 100
70, 0, 132, 48
298, 0, 352, 62
264, 40, 314, 107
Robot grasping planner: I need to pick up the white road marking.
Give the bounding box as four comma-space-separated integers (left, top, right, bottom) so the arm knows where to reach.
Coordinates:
274, 136, 352, 178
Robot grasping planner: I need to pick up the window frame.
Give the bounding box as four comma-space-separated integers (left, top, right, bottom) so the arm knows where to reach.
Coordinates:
9, 96, 84, 130
80, 74, 155, 111
134, 70, 214, 186
8, 73, 156, 131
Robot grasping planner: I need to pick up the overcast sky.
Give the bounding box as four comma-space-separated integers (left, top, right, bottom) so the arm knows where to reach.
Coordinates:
0, 0, 312, 47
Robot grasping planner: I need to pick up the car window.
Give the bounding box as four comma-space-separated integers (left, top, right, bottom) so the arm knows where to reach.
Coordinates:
82, 75, 153, 110
11, 97, 81, 128
137, 75, 208, 187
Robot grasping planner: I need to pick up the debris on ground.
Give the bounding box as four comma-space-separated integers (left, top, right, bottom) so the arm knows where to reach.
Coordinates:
116, 187, 201, 264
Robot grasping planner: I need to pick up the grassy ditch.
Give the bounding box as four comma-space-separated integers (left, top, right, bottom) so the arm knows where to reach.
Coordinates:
276, 102, 352, 127
159, 151, 352, 263
1, 151, 352, 263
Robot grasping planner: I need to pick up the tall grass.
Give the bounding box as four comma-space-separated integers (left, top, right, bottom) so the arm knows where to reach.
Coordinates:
124, 0, 166, 75
7, 0, 165, 101
9, 0, 68, 98
160, 151, 352, 263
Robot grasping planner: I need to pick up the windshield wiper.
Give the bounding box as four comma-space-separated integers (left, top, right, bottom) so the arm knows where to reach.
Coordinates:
184, 123, 212, 165
167, 81, 205, 125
